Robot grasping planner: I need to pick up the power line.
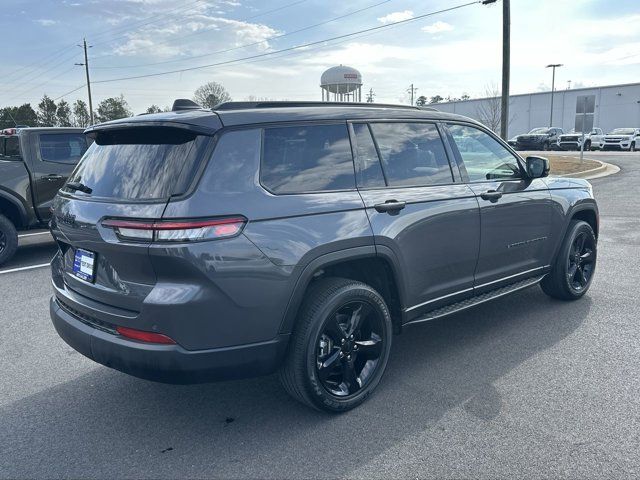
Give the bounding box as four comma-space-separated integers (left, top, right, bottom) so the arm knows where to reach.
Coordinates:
53, 84, 87, 102
93, 1, 480, 85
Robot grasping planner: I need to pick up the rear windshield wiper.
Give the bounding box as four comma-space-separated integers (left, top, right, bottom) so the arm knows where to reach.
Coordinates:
66, 181, 92, 194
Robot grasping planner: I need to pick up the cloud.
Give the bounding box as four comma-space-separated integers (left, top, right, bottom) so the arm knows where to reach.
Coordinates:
377, 10, 413, 24
421, 21, 454, 35
34, 19, 58, 26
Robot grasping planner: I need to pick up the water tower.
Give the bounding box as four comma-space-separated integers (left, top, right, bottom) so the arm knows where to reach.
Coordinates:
320, 65, 363, 102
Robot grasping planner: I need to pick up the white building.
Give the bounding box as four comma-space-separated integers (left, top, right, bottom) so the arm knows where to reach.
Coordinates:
435, 82, 640, 137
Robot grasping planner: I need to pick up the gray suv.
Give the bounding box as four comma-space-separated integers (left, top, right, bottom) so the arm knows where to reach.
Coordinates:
49, 101, 599, 412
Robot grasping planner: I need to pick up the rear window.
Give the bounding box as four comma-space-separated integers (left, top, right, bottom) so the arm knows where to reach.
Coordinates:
260, 124, 355, 194
0, 136, 21, 157
39, 133, 88, 164
65, 127, 208, 201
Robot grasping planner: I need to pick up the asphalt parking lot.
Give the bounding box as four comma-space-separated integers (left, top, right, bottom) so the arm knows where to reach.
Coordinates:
1, 151, 638, 479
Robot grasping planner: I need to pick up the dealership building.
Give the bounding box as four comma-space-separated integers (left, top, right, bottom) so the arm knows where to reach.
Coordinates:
435, 81, 640, 137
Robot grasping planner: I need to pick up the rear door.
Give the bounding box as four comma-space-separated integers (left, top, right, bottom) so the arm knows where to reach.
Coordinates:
26, 131, 90, 221
444, 123, 553, 293
351, 121, 480, 319
50, 126, 210, 312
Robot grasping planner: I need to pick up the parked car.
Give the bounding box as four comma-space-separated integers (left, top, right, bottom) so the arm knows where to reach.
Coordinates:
514, 127, 564, 151
507, 135, 518, 147
557, 128, 604, 151
49, 101, 599, 412
601, 128, 640, 151
0, 127, 91, 266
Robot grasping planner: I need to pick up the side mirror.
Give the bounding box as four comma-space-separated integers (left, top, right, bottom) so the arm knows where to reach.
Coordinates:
526, 156, 550, 178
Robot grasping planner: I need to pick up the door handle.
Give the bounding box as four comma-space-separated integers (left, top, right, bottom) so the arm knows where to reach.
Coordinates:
480, 190, 503, 202
374, 200, 406, 213
44, 174, 64, 181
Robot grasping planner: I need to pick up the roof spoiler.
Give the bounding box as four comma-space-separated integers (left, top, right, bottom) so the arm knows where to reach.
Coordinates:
171, 99, 202, 111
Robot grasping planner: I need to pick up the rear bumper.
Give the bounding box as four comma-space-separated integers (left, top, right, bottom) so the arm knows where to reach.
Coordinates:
50, 296, 290, 384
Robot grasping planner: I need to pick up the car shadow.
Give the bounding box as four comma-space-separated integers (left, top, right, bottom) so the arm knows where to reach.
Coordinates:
0, 286, 591, 479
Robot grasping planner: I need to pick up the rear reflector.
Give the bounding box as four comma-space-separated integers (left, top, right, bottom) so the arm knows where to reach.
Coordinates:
102, 217, 246, 242
116, 326, 176, 344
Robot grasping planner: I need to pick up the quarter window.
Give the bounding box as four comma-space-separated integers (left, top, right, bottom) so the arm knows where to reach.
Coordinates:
261, 124, 355, 194
448, 124, 522, 182
368, 122, 453, 187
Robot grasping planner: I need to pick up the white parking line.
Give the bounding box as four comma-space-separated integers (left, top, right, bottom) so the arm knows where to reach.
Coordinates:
0, 263, 50, 275
18, 231, 51, 238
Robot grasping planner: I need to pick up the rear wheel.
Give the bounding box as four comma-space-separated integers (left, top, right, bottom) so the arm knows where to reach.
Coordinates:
279, 277, 393, 412
541, 220, 597, 300
0, 214, 18, 267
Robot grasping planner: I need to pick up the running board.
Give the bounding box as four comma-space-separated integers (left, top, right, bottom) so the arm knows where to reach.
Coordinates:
404, 275, 545, 326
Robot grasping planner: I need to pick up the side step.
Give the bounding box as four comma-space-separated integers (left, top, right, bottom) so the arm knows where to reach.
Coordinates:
404, 275, 544, 326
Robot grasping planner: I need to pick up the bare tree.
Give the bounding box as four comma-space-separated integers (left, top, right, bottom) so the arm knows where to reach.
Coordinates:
193, 82, 231, 108
475, 84, 502, 133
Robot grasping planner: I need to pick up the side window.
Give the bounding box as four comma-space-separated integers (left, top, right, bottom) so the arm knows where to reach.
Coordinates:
368, 122, 453, 187
5, 137, 20, 157
352, 123, 385, 188
448, 124, 522, 182
39, 133, 88, 164
261, 124, 355, 194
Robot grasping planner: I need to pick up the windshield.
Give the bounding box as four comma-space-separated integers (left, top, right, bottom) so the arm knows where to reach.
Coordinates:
528, 128, 549, 134
64, 127, 209, 201
610, 128, 635, 135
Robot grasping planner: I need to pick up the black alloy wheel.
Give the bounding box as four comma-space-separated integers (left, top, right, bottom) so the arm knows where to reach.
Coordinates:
541, 220, 597, 300
316, 301, 385, 397
566, 231, 596, 293
279, 277, 393, 412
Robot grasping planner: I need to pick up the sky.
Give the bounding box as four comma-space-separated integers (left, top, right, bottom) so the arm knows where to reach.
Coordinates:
0, 0, 639, 113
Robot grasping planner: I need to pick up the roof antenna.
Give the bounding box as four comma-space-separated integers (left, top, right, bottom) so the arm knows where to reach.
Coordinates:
5, 109, 18, 127
171, 99, 201, 111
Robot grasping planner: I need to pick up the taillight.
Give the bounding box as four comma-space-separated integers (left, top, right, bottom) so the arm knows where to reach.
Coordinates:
116, 326, 176, 344
102, 217, 246, 242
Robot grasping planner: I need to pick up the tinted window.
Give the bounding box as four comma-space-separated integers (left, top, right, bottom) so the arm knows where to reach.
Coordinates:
39, 133, 88, 164
369, 122, 452, 187
66, 127, 208, 200
261, 124, 355, 194
352, 123, 385, 188
448, 124, 521, 182
2, 137, 20, 157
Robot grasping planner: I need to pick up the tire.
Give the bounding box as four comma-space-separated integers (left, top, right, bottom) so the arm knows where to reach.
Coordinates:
541, 220, 597, 300
0, 214, 18, 267
279, 277, 393, 413
584, 140, 591, 151
543, 142, 550, 151
631, 142, 636, 152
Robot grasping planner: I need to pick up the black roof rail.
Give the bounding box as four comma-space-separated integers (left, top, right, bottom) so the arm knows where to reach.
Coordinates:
172, 99, 202, 111
214, 101, 424, 111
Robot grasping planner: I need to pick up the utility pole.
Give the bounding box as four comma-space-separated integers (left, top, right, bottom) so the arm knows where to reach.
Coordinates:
481, 0, 509, 140
546, 63, 563, 127
366, 88, 375, 103
75, 38, 94, 125
407, 84, 418, 106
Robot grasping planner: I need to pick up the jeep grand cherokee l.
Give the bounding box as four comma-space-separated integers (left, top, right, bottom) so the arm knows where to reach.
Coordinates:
49, 101, 598, 412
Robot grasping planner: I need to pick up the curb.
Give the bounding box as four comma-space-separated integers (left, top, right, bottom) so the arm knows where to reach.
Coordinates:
556, 160, 619, 180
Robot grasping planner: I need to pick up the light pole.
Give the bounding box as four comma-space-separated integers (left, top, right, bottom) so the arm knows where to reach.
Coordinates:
546, 63, 562, 127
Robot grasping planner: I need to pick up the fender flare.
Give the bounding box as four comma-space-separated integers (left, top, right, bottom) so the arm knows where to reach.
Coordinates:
0, 189, 28, 227
552, 200, 599, 261
278, 245, 407, 334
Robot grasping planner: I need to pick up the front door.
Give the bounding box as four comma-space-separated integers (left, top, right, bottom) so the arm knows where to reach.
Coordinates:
27, 131, 89, 221
350, 121, 480, 319
445, 123, 553, 293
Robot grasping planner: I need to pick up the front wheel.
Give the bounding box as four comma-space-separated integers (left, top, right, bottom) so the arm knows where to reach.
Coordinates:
543, 142, 550, 151
0, 214, 18, 266
541, 220, 597, 300
279, 277, 393, 412
631, 142, 636, 152
584, 140, 591, 151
